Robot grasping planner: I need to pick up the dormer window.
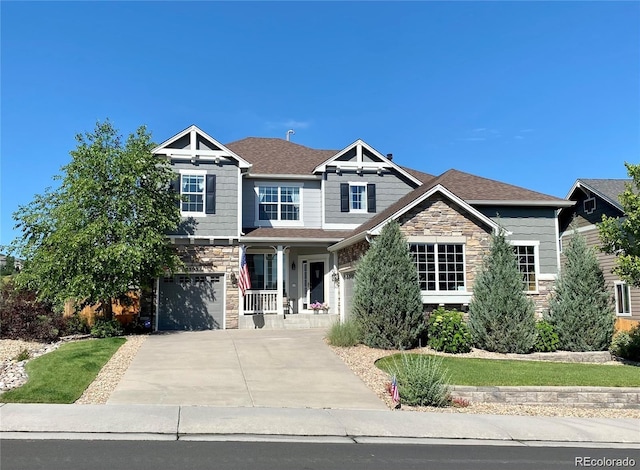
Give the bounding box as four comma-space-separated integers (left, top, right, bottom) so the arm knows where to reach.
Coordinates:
340, 183, 377, 213
349, 184, 367, 212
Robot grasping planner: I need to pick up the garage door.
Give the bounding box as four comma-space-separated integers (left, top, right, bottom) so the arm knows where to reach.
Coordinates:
342, 270, 356, 321
158, 274, 224, 330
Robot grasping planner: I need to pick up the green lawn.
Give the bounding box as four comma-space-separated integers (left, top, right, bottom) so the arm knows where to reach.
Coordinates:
0, 337, 126, 403
376, 354, 640, 387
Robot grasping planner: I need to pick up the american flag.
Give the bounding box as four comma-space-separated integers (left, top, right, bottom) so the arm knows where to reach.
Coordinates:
238, 245, 251, 296
391, 375, 400, 404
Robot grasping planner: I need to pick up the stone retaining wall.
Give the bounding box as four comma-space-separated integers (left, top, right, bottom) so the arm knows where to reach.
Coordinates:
451, 386, 640, 409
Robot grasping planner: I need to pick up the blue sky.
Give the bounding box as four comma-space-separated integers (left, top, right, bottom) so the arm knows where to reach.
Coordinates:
1, 1, 638, 247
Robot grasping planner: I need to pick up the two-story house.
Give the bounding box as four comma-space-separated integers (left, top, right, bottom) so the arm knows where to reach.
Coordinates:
559, 179, 640, 331
151, 125, 573, 330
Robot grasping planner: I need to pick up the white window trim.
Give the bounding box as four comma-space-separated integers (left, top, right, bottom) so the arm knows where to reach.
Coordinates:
614, 281, 632, 317
509, 240, 540, 294
348, 182, 367, 213
409, 242, 467, 294
178, 169, 207, 218
254, 182, 304, 227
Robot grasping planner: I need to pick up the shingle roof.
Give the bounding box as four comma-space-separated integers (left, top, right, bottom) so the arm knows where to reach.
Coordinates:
343, 169, 569, 241
226, 138, 337, 175
578, 179, 632, 211
242, 227, 352, 241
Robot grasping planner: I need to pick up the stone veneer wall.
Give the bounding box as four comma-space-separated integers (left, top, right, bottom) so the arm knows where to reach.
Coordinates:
396, 195, 492, 292
175, 245, 240, 329
337, 239, 370, 268
336, 195, 557, 313
531, 279, 554, 318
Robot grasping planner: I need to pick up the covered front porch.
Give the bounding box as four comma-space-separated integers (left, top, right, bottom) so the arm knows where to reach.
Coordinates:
237, 233, 345, 328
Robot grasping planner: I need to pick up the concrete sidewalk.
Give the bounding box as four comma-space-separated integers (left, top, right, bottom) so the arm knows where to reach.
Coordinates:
1, 404, 639, 448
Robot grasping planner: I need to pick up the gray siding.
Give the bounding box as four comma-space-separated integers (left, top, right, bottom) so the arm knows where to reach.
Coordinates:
325, 170, 414, 225
242, 179, 321, 228
170, 159, 239, 237
477, 206, 559, 274
559, 192, 622, 232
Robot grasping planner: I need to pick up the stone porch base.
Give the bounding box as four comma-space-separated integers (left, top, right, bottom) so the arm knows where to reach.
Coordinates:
238, 313, 339, 330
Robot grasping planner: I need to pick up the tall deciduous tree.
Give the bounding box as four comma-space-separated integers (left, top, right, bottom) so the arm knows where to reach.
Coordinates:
468, 230, 537, 353
10, 121, 182, 317
352, 220, 425, 350
599, 163, 640, 287
546, 229, 614, 351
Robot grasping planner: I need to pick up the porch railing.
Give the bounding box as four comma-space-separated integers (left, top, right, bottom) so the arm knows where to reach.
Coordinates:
243, 290, 278, 314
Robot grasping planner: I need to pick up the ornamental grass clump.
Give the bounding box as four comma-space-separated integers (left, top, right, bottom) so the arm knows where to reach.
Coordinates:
382, 354, 451, 407
326, 319, 362, 347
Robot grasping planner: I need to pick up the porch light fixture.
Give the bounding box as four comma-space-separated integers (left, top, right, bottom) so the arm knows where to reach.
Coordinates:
291, 261, 296, 271
214, 156, 221, 164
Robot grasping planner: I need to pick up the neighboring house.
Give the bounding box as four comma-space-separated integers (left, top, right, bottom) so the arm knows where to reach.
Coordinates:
151, 125, 573, 330
559, 179, 640, 331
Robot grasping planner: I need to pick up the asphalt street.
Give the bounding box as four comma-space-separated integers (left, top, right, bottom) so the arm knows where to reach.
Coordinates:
2, 440, 639, 470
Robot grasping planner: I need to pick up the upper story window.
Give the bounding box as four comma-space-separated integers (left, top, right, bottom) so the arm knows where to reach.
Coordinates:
340, 183, 376, 213
513, 244, 538, 292
255, 184, 302, 225
181, 174, 205, 213
178, 170, 215, 217
409, 243, 465, 292
615, 282, 632, 317
349, 184, 367, 212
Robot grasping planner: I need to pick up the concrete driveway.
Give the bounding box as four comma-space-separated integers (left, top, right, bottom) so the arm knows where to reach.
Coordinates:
108, 329, 387, 410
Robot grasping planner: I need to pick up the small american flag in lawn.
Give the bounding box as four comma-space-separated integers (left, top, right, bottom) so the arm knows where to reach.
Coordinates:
238, 245, 252, 296
391, 375, 400, 404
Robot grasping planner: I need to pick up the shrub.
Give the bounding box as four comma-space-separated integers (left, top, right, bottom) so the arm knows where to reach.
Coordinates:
468, 230, 537, 353
534, 320, 559, 352
427, 308, 471, 353
382, 354, 451, 407
610, 326, 640, 361
63, 313, 90, 335
14, 348, 30, 362
352, 221, 425, 350
326, 320, 361, 347
0, 282, 66, 341
122, 317, 152, 335
90, 319, 124, 338
546, 230, 615, 351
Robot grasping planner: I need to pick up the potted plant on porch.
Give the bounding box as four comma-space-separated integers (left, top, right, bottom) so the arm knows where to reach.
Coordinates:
310, 301, 330, 314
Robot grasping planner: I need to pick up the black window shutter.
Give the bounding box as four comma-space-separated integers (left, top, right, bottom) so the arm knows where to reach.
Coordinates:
171, 176, 181, 209
206, 174, 216, 214
367, 183, 376, 213
340, 183, 349, 212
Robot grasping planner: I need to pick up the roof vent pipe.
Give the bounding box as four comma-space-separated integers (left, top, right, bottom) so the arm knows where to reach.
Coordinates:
286, 129, 295, 141
386, 153, 393, 160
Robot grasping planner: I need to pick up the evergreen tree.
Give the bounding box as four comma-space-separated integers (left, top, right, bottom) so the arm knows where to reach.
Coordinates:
352, 221, 425, 349
546, 229, 614, 351
468, 230, 537, 353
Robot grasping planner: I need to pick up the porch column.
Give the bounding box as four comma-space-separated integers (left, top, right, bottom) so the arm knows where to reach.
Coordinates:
277, 245, 284, 316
